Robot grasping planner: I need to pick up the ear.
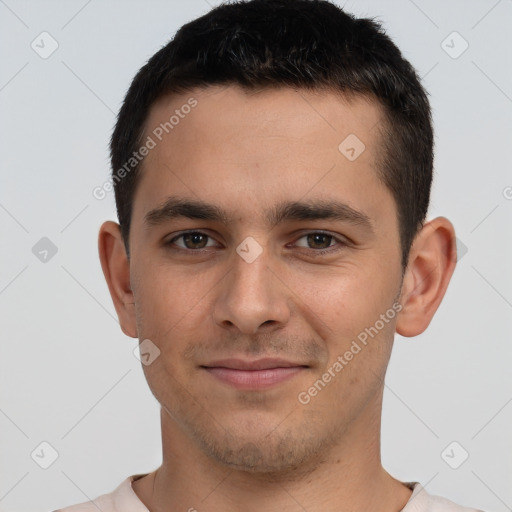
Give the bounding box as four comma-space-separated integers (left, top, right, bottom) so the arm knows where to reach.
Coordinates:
98, 221, 138, 338
396, 217, 457, 337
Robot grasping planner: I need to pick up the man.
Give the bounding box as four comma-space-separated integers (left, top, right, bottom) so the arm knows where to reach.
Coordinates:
57, 0, 484, 510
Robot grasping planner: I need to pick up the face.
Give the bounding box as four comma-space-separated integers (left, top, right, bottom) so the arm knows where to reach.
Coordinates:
127, 85, 404, 473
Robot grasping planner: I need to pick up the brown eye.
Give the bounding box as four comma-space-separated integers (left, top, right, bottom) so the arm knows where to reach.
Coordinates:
306, 233, 334, 249
295, 232, 336, 250
170, 232, 215, 250
292, 231, 347, 255
183, 232, 208, 249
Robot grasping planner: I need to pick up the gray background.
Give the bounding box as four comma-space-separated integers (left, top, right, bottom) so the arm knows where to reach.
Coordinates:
0, 0, 511, 510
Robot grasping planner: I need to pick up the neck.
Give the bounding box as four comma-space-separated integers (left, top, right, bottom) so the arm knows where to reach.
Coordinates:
133, 390, 412, 512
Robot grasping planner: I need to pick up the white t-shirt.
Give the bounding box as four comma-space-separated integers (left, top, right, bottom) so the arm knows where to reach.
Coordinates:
54, 474, 485, 512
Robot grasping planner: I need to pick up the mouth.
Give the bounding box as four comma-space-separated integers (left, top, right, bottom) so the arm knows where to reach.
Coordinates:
201, 358, 309, 390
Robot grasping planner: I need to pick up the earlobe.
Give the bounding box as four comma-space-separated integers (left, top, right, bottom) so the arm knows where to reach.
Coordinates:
395, 217, 457, 338
98, 221, 138, 338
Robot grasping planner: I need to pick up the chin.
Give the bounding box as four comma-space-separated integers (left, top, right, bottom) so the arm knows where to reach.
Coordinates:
188, 415, 334, 478
205, 438, 312, 474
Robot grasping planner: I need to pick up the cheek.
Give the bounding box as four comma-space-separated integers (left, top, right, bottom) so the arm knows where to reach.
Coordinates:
286, 262, 399, 398
303, 317, 395, 417
131, 263, 204, 347
132, 265, 210, 400
288, 263, 391, 343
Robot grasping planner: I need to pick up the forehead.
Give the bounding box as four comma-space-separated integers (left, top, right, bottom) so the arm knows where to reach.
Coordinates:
145, 84, 383, 151
132, 84, 395, 233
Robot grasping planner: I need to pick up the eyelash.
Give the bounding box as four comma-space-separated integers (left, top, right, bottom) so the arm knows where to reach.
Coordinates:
165, 230, 348, 256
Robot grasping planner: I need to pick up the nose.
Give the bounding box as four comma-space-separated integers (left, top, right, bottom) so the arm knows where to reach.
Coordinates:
213, 246, 291, 335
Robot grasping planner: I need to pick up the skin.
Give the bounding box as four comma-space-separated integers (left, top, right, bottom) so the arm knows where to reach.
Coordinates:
99, 85, 457, 511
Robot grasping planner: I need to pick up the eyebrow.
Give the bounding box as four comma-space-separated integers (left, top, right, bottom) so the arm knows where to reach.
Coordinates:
144, 196, 375, 233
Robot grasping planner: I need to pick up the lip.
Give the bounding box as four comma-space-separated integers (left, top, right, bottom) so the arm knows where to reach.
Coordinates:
201, 358, 308, 390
